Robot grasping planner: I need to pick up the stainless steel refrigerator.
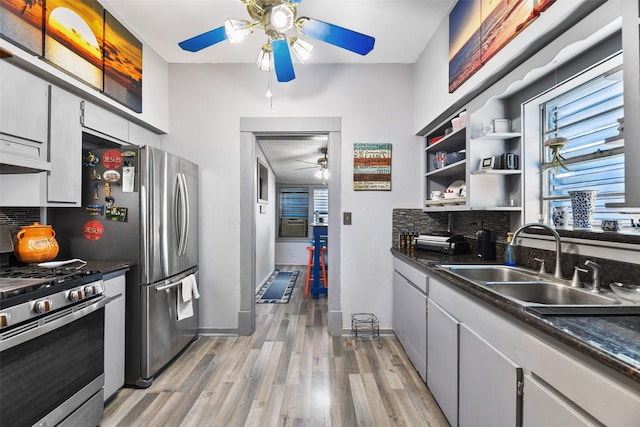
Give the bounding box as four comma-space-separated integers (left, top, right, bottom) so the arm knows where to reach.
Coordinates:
51, 145, 199, 388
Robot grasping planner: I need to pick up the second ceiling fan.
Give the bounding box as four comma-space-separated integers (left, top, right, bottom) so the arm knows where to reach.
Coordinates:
178, 0, 375, 83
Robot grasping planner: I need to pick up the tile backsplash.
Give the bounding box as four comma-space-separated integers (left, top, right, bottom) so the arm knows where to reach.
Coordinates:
0, 207, 40, 240
392, 208, 640, 288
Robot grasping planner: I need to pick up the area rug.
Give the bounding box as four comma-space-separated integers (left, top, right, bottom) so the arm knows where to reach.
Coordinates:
256, 270, 299, 304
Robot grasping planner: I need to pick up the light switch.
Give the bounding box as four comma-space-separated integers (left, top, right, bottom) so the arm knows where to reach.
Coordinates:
343, 212, 352, 225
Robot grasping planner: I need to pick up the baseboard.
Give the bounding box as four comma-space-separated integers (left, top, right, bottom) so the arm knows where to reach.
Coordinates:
198, 328, 239, 336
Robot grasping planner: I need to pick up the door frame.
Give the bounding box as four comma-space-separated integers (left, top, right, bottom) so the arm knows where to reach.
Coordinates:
239, 117, 342, 336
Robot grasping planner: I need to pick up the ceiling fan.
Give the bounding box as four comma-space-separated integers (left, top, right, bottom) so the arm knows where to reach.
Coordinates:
296, 147, 329, 179
178, 0, 375, 83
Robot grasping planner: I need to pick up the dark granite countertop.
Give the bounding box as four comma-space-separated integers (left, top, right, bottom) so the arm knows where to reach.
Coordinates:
391, 247, 640, 385
84, 261, 132, 275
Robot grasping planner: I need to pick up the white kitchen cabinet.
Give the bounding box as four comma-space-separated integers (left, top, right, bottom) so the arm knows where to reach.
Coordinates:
81, 100, 129, 143
128, 122, 159, 147
0, 61, 50, 170
459, 324, 523, 427
523, 375, 596, 427
524, 333, 640, 426
427, 298, 459, 426
392, 258, 428, 382
103, 270, 127, 401
48, 86, 82, 205
425, 270, 640, 427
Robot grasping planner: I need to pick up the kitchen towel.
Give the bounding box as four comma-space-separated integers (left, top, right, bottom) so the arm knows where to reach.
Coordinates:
177, 274, 200, 320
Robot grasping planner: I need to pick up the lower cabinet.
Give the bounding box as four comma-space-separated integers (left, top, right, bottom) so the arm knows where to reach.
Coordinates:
103, 271, 127, 401
392, 258, 428, 382
427, 274, 640, 427
392, 271, 427, 381
459, 324, 522, 426
523, 375, 595, 427
427, 299, 459, 426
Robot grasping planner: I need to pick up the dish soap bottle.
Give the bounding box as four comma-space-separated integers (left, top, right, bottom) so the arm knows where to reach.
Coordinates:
504, 232, 516, 266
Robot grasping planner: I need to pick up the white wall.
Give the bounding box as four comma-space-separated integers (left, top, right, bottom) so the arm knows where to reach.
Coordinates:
255, 147, 276, 290
276, 241, 309, 265
162, 63, 421, 332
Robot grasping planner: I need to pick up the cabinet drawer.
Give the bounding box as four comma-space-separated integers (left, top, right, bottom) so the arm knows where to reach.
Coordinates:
393, 258, 428, 294
524, 334, 640, 426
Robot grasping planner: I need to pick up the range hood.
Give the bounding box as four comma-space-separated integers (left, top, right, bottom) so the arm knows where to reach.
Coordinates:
0, 135, 51, 173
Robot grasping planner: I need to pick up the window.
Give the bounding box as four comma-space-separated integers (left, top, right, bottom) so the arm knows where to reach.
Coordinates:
313, 187, 329, 224
278, 188, 308, 237
527, 53, 640, 227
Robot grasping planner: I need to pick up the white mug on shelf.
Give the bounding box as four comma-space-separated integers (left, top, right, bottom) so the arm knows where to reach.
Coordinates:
430, 190, 442, 201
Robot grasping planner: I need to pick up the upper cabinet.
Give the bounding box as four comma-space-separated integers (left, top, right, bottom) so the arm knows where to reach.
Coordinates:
81, 101, 129, 143
48, 86, 82, 205
423, 100, 523, 213
0, 61, 50, 171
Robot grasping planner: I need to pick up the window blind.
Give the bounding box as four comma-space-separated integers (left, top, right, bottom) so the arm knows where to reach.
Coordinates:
542, 65, 627, 224
313, 187, 329, 223
279, 188, 309, 218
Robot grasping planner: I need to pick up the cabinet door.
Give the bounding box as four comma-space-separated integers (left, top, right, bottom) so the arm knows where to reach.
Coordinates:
0, 62, 48, 144
48, 86, 82, 204
427, 299, 459, 426
523, 375, 596, 427
393, 271, 427, 382
81, 101, 128, 142
459, 324, 523, 427
104, 274, 126, 401
128, 122, 159, 147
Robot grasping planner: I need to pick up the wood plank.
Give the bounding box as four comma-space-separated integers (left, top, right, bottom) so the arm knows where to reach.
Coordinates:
102, 264, 447, 427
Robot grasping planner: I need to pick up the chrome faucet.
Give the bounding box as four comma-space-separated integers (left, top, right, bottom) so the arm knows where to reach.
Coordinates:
584, 260, 602, 293
510, 223, 563, 279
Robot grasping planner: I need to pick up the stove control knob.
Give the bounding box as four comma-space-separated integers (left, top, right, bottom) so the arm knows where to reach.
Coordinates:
69, 289, 84, 302
0, 313, 10, 328
84, 285, 95, 297
34, 299, 53, 314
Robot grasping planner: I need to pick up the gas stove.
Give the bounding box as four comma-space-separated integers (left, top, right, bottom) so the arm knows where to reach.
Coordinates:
0, 265, 103, 329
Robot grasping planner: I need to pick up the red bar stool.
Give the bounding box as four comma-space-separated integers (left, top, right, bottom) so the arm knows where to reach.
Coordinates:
305, 246, 328, 295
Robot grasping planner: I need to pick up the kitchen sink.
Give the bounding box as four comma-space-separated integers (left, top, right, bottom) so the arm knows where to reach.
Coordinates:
437, 264, 640, 313
484, 281, 619, 305
439, 264, 540, 283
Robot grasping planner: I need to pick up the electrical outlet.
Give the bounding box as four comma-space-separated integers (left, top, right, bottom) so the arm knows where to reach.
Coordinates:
343, 212, 352, 225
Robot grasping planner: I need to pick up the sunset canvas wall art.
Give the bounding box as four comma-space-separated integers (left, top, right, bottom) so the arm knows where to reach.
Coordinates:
44, 0, 104, 89
0, 0, 44, 55
104, 10, 142, 113
449, 0, 556, 93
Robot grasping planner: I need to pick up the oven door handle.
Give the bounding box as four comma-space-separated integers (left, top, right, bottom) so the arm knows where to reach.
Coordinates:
0, 296, 110, 352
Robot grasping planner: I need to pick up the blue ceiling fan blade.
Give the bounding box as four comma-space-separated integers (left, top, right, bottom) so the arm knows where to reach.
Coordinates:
179, 26, 227, 52
272, 39, 296, 82
299, 18, 375, 55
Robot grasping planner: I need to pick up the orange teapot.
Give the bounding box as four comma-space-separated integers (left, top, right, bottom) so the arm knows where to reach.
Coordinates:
14, 222, 60, 263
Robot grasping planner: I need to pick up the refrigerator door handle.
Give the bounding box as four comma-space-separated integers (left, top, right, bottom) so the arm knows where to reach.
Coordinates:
175, 173, 189, 257
180, 173, 190, 257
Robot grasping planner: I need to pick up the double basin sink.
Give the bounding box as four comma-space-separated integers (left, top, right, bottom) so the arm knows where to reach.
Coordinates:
437, 264, 639, 315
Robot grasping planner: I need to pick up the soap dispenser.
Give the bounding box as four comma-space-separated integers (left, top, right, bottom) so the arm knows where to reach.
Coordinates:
505, 232, 516, 266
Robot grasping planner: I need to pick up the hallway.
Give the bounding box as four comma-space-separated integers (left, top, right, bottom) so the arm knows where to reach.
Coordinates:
102, 265, 448, 426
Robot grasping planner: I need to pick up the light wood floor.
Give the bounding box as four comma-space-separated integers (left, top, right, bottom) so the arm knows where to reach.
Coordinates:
102, 265, 448, 427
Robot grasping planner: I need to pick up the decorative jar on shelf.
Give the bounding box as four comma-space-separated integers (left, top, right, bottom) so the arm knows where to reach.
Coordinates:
568, 190, 598, 229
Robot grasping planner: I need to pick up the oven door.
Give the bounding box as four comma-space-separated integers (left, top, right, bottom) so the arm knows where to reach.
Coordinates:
0, 297, 108, 427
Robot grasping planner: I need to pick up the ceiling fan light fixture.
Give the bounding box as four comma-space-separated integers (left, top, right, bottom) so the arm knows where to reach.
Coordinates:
322, 169, 329, 180
256, 44, 273, 71
269, 4, 295, 33
224, 19, 253, 44
314, 169, 323, 179
290, 37, 313, 62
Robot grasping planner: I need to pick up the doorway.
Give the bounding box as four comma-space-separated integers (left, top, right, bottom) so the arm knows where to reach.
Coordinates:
239, 117, 342, 336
